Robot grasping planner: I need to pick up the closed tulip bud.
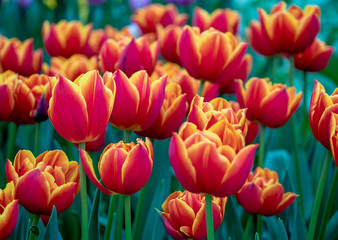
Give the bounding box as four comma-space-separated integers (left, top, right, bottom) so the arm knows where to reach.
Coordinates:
157, 25, 183, 65
98, 39, 122, 73
6, 150, 80, 216
0, 182, 19, 240
309, 80, 338, 149
83, 29, 108, 57
329, 113, 338, 168
192, 7, 239, 34
0, 71, 17, 121
236, 167, 296, 216
48, 70, 114, 143
293, 39, 334, 72
236, 77, 303, 128
79, 138, 153, 195
42, 20, 92, 58
159, 190, 227, 240
0, 36, 43, 77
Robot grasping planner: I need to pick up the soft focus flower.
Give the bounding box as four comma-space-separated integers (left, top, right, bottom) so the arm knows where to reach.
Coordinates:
293, 39, 334, 72
48, 70, 114, 143
83, 29, 108, 57
236, 167, 296, 216
42, 20, 92, 58
159, 190, 226, 240
135, 82, 188, 139
329, 113, 338, 167
6, 150, 80, 216
129, 0, 150, 11
0, 36, 43, 77
247, 1, 320, 55
169, 122, 258, 197
309, 80, 338, 149
131, 4, 188, 34
107, 70, 166, 131
236, 77, 303, 128
17, 0, 33, 8
105, 25, 133, 40
178, 27, 248, 85
0, 182, 19, 240
192, 7, 239, 34
157, 25, 183, 65
79, 138, 153, 195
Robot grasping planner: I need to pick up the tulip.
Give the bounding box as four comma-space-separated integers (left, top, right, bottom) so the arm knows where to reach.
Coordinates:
107, 70, 166, 131
169, 122, 258, 197
178, 26, 248, 84
293, 39, 334, 72
131, 4, 188, 34
83, 29, 108, 57
0, 36, 43, 77
330, 113, 338, 167
236, 77, 303, 128
48, 70, 114, 143
309, 80, 338, 149
0, 182, 19, 240
192, 7, 239, 34
105, 25, 133, 40
157, 25, 183, 65
42, 20, 92, 58
79, 138, 153, 195
6, 150, 80, 216
135, 82, 188, 139
236, 167, 296, 216
159, 190, 227, 240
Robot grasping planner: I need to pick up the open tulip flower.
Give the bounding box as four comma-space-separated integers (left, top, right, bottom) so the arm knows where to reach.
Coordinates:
159, 190, 227, 240
107, 69, 166, 131
293, 38, 334, 72
48, 70, 115, 143
247, 1, 320, 55
131, 3, 188, 34
236, 77, 303, 128
42, 20, 92, 58
178, 26, 248, 85
169, 122, 258, 197
0, 182, 19, 240
236, 167, 296, 216
157, 25, 183, 65
309, 80, 338, 149
192, 7, 239, 34
6, 150, 80, 216
79, 138, 153, 195
0, 36, 43, 77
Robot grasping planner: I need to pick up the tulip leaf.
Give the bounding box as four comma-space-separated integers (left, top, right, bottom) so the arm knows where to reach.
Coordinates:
223, 196, 243, 239
42, 206, 63, 240
88, 188, 101, 240
264, 216, 288, 240
255, 232, 260, 240
324, 210, 338, 240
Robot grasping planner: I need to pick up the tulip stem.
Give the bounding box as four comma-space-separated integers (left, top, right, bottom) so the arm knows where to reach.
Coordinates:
104, 195, 118, 240
132, 185, 147, 240
243, 215, 253, 240
205, 194, 214, 240
256, 214, 262, 239
317, 167, 338, 240
258, 125, 265, 167
34, 122, 40, 156
125, 195, 132, 240
124, 130, 131, 143
302, 71, 308, 120
78, 142, 88, 240
289, 55, 294, 87
307, 150, 331, 240
6, 123, 18, 160
116, 195, 124, 240
28, 214, 40, 240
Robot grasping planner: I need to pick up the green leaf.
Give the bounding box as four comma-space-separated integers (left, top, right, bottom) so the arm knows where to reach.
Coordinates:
265, 217, 288, 240
324, 210, 338, 240
255, 232, 260, 240
223, 196, 243, 239
88, 188, 101, 240
42, 206, 63, 240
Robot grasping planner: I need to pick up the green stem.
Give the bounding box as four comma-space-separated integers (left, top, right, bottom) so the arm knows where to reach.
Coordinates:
116, 195, 124, 240
205, 194, 214, 240
124, 130, 131, 143
258, 125, 265, 167
307, 151, 331, 240
243, 215, 253, 240
125, 195, 132, 240
256, 215, 262, 239
6, 123, 18, 160
317, 168, 338, 240
34, 122, 40, 156
78, 142, 88, 240
289, 54, 294, 87
272, 56, 278, 83
302, 71, 308, 120
132, 186, 147, 240
104, 195, 118, 240
28, 214, 40, 240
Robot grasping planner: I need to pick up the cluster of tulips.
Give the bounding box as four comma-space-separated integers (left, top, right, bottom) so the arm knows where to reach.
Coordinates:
0, 1, 336, 240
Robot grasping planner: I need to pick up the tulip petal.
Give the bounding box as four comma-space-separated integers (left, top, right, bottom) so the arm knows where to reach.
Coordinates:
168, 198, 195, 230
236, 183, 263, 214
0, 200, 19, 240
274, 192, 297, 215
49, 182, 77, 214
260, 184, 284, 216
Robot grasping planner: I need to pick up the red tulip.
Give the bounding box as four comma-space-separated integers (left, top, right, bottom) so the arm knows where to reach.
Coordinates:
157, 25, 183, 65
83, 29, 108, 57
330, 113, 338, 167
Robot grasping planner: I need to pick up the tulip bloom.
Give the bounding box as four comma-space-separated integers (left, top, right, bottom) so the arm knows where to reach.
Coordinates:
0, 182, 19, 240
192, 7, 239, 34
293, 39, 334, 72
79, 138, 153, 195
6, 150, 80, 216
42, 20, 92, 58
83, 29, 108, 57
178, 26, 248, 84
107, 70, 166, 131
236, 167, 296, 216
157, 25, 183, 65
169, 122, 258, 197
48, 70, 114, 143
159, 190, 227, 240
131, 4, 188, 34
236, 77, 303, 128
0, 36, 43, 77
309, 80, 338, 149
